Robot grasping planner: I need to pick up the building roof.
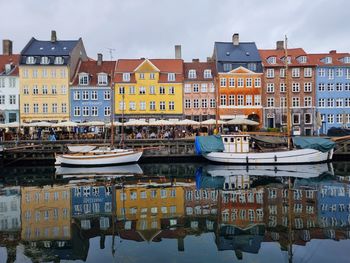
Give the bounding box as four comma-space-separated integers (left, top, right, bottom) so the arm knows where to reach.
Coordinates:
0, 55, 20, 76
72, 60, 116, 86
184, 60, 216, 81
21, 38, 80, 56
214, 42, 262, 62
258, 48, 316, 67
114, 59, 184, 83
307, 51, 350, 67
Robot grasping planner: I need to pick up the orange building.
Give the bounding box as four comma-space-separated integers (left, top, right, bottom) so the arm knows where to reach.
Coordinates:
217, 67, 263, 125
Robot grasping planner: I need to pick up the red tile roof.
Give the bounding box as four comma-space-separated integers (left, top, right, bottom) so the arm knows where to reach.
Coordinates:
259, 48, 316, 67
114, 59, 184, 83
72, 60, 116, 86
307, 51, 350, 66
184, 61, 217, 81
0, 55, 20, 76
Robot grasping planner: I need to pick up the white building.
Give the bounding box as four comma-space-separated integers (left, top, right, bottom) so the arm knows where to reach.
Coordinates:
0, 40, 20, 123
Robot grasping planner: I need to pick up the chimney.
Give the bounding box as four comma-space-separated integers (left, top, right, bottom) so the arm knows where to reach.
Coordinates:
329, 50, 337, 54
192, 58, 200, 62
207, 57, 213, 62
5, 64, 12, 74
51, 30, 57, 43
232, 33, 239, 46
175, 45, 182, 59
276, 41, 284, 50
2, 40, 13, 55
97, 53, 103, 66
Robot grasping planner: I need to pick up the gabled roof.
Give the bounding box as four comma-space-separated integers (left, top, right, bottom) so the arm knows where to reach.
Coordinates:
0, 55, 20, 76
258, 48, 315, 67
72, 60, 116, 86
307, 51, 350, 67
114, 59, 184, 83
222, 66, 261, 75
134, 59, 160, 72
183, 61, 216, 81
21, 37, 80, 56
214, 42, 261, 62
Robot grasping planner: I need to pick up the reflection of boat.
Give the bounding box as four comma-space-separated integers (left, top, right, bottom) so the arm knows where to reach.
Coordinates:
55, 148, 143, 166
205, 162, 334, 178
55, 163, 143, 177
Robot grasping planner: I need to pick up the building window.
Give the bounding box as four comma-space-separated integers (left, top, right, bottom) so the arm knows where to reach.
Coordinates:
254, 95, 261, 106
62, 103, 67, 113
51, 85, 57, 94
79, 74, 89, 85
9, 95, 16, 105
185, 99, 191, 109
327, 98, 334, 107
129, 101, 136, 111
304, 82, 312, 92
122, 73, 130, 82
280, 97, 287, 107
267, 83, 274, 93
150, 73, 155, 79
23, 85, 29, 95
293, 113, 300, 124
193, 84, 199, 92
201, 99, 207, 108
42, 103, 48, 113
328, 114, 334, 124
188, 69, 196, 79
139, 73, 145, 79
248, 63, 256, 71
140, 101, 146, 110
104, 106, 111, 116
52, 103, 58, 113
169, 86, 175, 94
204, 69, 212, 78
280, 68, 286, 77
280, 82, 286, 92
318, 68, 325, 77
267, 57, 276, 64
237, 95, 244, 106
139, 86, 146, 95
335, 68, 343, 77
328, 69, 334, 79
267, 68, 275, 78
26, 56, 36, 64
148, 85, 155, 94
82, 91, 89, 100
246, 95, 252, 106
220, 95, 226, 106
73, 91, 80, 100
229, 78, 235, 87
237, 78, 244, 87
201, 83, 208, 92
292, 68, 300, 78
160, 101, 166, 110
91, 106, 98, 116
104, 90, 111, 100
292, 97, 300, 107
228, 95, 235, 106
82, 106, 89, 116
298, 56, 307, 63
223, 63, 232, 72
336, 83, 343, 91
210, 99, 216, 108
91, 91, 98, 100
150, 101, 156, 110
159, 86, 165, 94
254, 78, 261, 87
220, 78, 226, 87
345, 98, 350, 107
246, 78, 252, 87
304, 97, 312, 107
327, 83, 334, 91
168, 73, 175, 81
318, 98, 325, 107
292, 82, 300, 92
98, 74, 108, 85
169, 101, 175, 110
33, 85, 38, 95
337, 114, 344, 124
267, 97, 274, 107
33, 103, 39, 113
184, 84, 191, 93
32, 69, 38, 78
336, 98, 343, 107
304, 68, 312, 77
119, 86, 125, 94
318, 83, 325, 91
54, 57, 64, 65
24, 103, 29, 113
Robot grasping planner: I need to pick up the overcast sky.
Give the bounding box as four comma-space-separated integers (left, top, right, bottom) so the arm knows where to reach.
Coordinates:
0, 0, 348, 61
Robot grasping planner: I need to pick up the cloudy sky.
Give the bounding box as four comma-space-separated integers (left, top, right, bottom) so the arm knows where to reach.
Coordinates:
0, 0, 348, 61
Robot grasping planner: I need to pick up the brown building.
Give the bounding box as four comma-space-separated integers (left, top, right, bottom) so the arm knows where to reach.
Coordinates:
183, 59, 217, 121
259, 41, 317, 135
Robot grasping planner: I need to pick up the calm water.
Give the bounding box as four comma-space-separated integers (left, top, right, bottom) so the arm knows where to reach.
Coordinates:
0, 162, 350, 263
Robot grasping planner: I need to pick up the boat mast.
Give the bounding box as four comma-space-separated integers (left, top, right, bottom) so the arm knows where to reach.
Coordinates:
284, 36, 292, 149
215, 76, 219, 134
111, 83, 115, 148
121, 91, 125, 148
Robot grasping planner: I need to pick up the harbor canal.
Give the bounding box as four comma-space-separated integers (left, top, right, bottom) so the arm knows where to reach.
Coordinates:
0, 162, 350, 262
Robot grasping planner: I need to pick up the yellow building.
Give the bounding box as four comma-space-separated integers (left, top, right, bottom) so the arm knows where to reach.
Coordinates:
19, 31, 87, 123
116, 184, 184, 233
21, 185, 71, 243
114, 58, 184, 121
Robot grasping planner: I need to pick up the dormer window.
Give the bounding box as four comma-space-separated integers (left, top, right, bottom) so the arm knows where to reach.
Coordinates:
26, 56, 36, 64
204, 69, 212, 78
122, 73, 130, 82
297, 56, 307, 63
41, 57, 50, 65
54, 57, 64, 65
168, 73, 175, 81
325, 57, 332, 64
79, 73, 89, 85
98, 73, 108, 85
281, 56, 291, 64
267, 56, 276, 64
188, 69, 196, 79
343, 57, 350, 64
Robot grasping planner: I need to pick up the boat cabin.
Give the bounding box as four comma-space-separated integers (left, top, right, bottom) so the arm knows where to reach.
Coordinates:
222, 135, 250, 153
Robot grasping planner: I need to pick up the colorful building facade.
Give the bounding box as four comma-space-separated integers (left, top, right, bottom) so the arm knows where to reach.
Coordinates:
114, 58, 184, 121
259, 42, 317, 135
19, 31, 87, 123
70, 55, 115, 123
0, 40, 20, 123
308, 51, 350, 134
183, 60, 217, 122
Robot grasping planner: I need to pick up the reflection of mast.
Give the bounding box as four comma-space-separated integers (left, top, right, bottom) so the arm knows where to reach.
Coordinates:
112, 180, 116, 257
287, 177, 293, 263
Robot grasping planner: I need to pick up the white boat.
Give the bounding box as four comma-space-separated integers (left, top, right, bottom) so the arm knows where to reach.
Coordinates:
67, 145, 97, 153
198, 134, 334, 165
55, 148, 143, 166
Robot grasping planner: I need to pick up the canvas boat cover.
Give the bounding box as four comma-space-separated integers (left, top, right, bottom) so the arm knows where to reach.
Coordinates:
195, 135, 225, 155
292, 137, 335, 153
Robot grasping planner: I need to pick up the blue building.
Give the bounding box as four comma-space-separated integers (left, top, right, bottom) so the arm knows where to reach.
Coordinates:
70, 55, 115, 123
309, 51, 350, 134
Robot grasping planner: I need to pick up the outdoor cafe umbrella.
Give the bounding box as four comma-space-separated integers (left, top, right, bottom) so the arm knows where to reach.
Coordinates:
52, 121, 78, 127
23, 121, 53, 127
77, 121, 106, 126
5, 122, 21, 128
0, 123, 7, 128
124, 119, 149, 126
176, 119, 200, 126
226, 118, 259, 126
148, 119, 176, 126
105, 121, 122, 127
201, 119, 227, 125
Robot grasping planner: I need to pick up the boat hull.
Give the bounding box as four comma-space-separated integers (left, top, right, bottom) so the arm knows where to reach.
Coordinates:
203, 148, 333, 164
55, 150, 143, 166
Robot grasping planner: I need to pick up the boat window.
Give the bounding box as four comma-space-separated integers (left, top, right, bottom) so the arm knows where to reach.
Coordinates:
243, 137, 247, 141
224, 138, 228, 142
237, 138, 241, 142
230, 138, 234, 143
